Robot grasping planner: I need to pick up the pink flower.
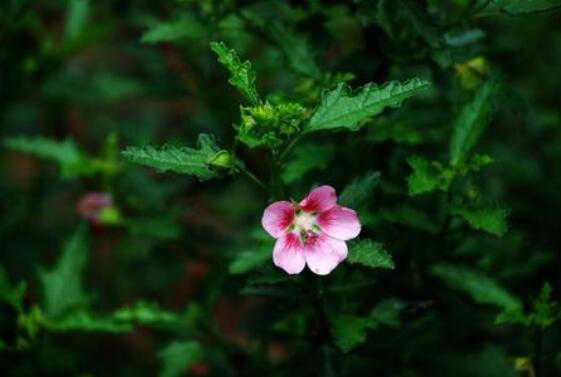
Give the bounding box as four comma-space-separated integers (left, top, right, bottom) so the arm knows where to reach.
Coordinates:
77, 192, 113, 224
261, 185, 361, 275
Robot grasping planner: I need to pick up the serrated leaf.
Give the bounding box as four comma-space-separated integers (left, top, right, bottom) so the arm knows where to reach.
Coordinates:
450, 81, 497, 166
159, 341, 203, 377
122, 134, 220, 180
282, 144, 334, 184
432, 264, 522, 310
339, 171, 381, 208
452, 206, 509, 236
141, 14, 206, 44
407, 156, 454, 195
210, 41, 260, 104
40, 225, 89, 318
330, 314, 368, 352
304, 78, 430, 133
347, 239, 394, 269
4, 136, 86, 178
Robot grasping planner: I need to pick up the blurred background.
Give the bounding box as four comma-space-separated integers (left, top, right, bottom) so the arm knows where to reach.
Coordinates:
1, 0, 561, 376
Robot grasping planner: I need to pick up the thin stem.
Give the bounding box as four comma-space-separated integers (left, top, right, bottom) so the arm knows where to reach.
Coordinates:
306, 273, 337, 376
239, 165, 267, 190
279, 134, 304, 162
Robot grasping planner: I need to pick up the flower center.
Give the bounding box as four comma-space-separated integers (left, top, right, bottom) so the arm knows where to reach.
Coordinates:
293, 211, 318, 233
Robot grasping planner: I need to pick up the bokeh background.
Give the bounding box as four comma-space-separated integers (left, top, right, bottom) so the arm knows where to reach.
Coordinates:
1, 1, 561, 376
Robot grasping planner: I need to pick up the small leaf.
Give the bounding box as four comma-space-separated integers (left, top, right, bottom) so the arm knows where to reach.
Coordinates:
64, 0, 90, 42
112, 301, 181, 327
0, 267, 26, 310
432, 264, 522, 311
407, 156, 454, 195
44, 310, 133, 333
210, 41, 260, 104
122, 134, 221, 180
4, 136, 86, 178
452, 206, 509, 236
40, 225, 89, 318
229, 242, 273, 275
305, 78, 430, 133
339, 171, 381, 208
480, 0, 561, 15
368, 299, 405, 329
347, 239, 394, 269
330, 314, 368, 353
159, 341, 203, 377
141, 14, 206, 44
450, 81, 497, 166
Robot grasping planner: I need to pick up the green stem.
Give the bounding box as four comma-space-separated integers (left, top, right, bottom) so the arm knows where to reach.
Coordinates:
239, 165, 267, 190
279, 134, 304, 162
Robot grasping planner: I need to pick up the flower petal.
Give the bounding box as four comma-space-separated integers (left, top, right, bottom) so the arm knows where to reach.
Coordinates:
262, 201, 295, 238
299, 185, 337, 213
304, 234, 348, 275
317, 206, 361, 241
273, 233, 306, 275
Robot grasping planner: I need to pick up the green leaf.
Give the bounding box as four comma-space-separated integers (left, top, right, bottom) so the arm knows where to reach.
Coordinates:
40, 225, 89, 318
64, 0, 90, 42
452, 206, 509, 236
330, 314, 369, 353
347, 240, 394, 269
432, 264, 522, 310
407, 156, 454, 195
368, 299, 405, 329
44, 310, 133, 333
270, 23, 321, 78
304, 78, 430, 133
4, 136, 85, 178
210, 41, 260, 104
339, 171, 381, 208
112, 301, 181, 327
229, 242, 273, 275
482, 0, 561, 15
159, 341, 203, 377
122, 134, 221, 180
450, 81, 497, 166
0, 267, 26, 310
141, 14, 206, 44
281, 144, 334, 184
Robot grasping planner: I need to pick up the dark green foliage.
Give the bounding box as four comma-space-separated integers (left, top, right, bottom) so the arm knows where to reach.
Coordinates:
2, 0, 561, 376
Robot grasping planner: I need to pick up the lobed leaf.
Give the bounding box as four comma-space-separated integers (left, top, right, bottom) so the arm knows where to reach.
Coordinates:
210, 41, 260, 104
122, 134, 221, 180
407, 156, 454, 195
347, 239, 394, 269
452, 206, 509, 236
305, 78, 430, 133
